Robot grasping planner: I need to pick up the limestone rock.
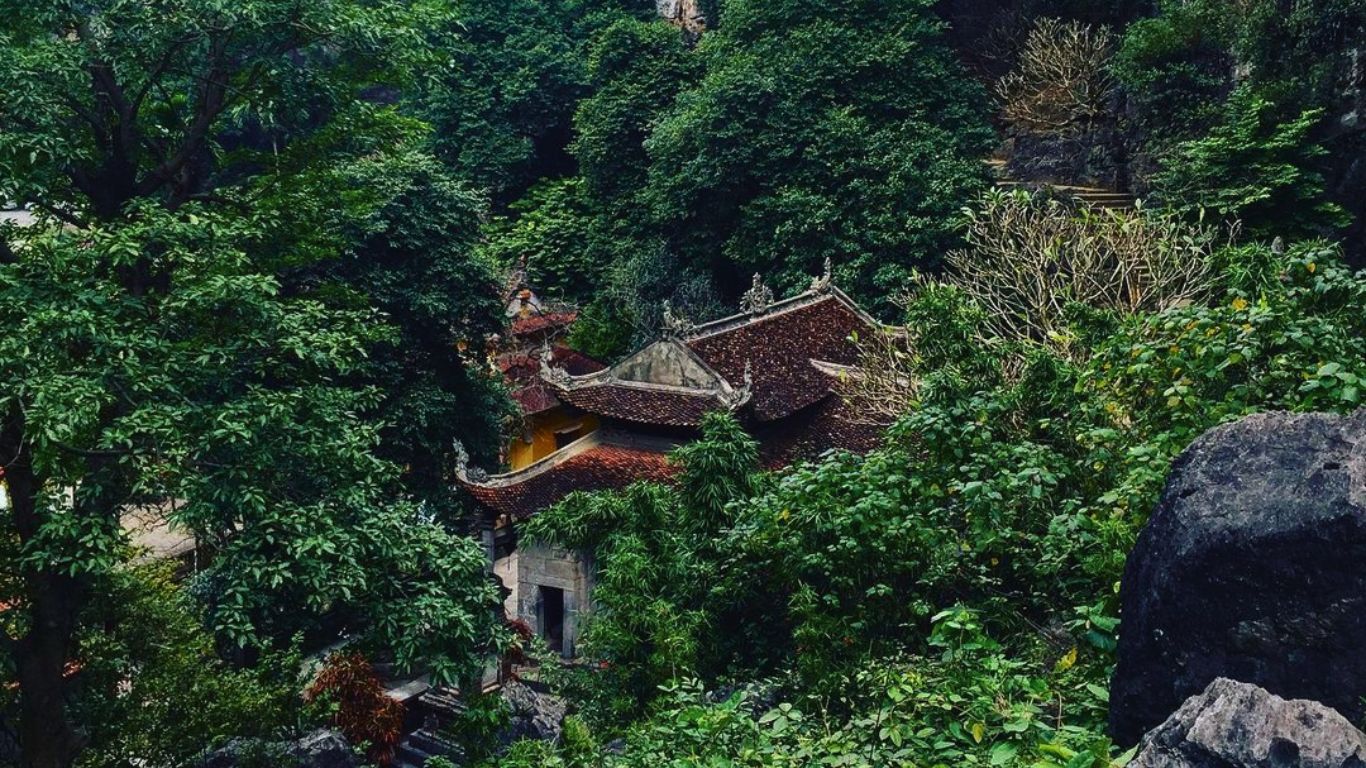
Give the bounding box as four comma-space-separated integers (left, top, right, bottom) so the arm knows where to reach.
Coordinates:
655, 0, 705, 37
200, 729, 357, 768
1110, 410, 1366, 745
1131, 678, 1366, 768
500, 680, 568, 745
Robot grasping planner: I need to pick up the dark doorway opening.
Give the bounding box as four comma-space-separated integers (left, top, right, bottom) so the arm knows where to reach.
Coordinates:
541, 586, 565, 656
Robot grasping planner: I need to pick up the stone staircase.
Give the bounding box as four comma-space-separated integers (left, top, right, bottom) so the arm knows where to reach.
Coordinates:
985, 158, 1136, 211
392, 688, 467, 768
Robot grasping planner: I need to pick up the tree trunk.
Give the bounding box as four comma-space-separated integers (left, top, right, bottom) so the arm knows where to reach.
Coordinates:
3, 408, 85, 768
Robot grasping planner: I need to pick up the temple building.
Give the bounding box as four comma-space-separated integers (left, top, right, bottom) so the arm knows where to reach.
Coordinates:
460, 266, 883, 657
494, 284, 607, 471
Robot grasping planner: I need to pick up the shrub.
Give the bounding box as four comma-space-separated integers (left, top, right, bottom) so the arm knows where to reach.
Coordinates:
305, 652, 405, 765
997, 18, 1117, 134
1151, 90, 1350, 239
945, 190, 1218, 351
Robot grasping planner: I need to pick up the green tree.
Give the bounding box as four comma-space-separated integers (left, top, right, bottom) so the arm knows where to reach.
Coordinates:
643, 0, 995, 308
1152, 92, 1350, 238
71, 565, 304, 768
1115, 0, 1365, 248
523, 412, 760, 723
419, 0, 590, 204
574, 17, 701, 205
1, 208, 504, 768
0, 4, 504, 765
281, 147, 514, 507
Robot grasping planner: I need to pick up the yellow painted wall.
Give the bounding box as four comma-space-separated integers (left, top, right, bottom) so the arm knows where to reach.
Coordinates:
507, 410, 599, 471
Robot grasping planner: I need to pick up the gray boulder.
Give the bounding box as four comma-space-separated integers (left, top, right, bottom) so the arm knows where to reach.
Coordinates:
1110, 410, 1366, 745
499, 680, 567, 745
1132, 678, 1366, 768
200, 729, 357, 768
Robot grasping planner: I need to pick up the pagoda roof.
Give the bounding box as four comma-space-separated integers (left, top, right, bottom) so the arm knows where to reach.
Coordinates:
498, 346, 606, 416
459, 432, 678, 523
509, 310, 578, 338
541, 278, 879, 425
459, 272, 888, 523
556, 382, 734, 428
683, 286, 872, 421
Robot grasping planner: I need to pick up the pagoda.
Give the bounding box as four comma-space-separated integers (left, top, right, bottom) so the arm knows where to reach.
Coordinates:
459, 263, 883, 657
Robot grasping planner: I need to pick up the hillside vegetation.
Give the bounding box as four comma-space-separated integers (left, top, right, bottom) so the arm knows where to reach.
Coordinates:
1, 0, 1363, 766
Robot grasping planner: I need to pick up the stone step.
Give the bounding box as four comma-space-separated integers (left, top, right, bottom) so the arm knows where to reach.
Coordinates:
393, 728, 464, 768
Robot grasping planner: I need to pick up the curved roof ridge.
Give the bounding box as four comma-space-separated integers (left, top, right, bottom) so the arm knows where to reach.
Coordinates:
685, 285, 884, 342
543, 338, 743, 397
457, 431, 605, 489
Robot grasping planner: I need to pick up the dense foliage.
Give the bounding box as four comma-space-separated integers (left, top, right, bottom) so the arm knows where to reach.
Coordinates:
642, 0, 995, 308
0, 4, 505, 766
500, 233, 1366, 765
3, 0, 1366, 766
1115, 0, 1366, 246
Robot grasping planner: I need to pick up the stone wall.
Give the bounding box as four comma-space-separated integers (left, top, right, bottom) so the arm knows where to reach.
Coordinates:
515, 543, 594, 658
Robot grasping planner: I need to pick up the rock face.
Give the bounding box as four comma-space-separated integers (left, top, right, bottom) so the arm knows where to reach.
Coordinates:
655, 0, 705, 38
200, 729, 357, 768
1110, 410, 1366, 746
1131, 678, 1366, 768
499, 680, 568, 745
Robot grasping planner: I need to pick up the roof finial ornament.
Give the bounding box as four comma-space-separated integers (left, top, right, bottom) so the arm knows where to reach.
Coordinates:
740, 273, 775, 315
810, 257, 833, 293
661, 300, 694, 338
722, 359, 755, 410
540, 342, 571, 387
453, 440, 488, 483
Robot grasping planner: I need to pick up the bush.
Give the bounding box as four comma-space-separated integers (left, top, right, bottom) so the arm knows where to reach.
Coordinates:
997, 18, 1116, 134
69, 565, 306, 768
945, 190, 1219, 351
1151, 90, 1350, 239
304, 652, 405, 765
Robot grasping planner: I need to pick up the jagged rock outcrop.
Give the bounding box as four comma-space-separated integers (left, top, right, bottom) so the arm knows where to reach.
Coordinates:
499, 680, 568, 745
1131, 678, 1366, 768
1110, 410, 1366, 746
200, 729, 357, 768
656, 0, 705, 38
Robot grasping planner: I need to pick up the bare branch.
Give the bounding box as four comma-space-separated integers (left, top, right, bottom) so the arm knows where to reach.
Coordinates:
997, 19, 1116, 135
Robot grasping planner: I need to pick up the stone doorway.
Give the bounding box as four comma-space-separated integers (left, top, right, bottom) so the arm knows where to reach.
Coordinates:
540, 585, 566, 656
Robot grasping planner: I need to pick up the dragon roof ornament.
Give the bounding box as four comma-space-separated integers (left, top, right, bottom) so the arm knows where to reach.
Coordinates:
453, 439, 488, 483
661, 300, 694, 338
809, 257, 833, 293
739, 273, 775, 315
539, 342, 571, 387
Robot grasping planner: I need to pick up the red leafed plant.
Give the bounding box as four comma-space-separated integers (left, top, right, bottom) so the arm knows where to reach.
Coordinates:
305, 651, 405, 766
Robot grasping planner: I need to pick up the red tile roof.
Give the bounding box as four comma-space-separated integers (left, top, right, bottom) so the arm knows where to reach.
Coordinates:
756, 394, 882, 469
509, 311, 578, 338
498, 347, 606, 416
687, 293, 869, 421
463, 288, 883, 522
556, 384, 729, 428
512, 383, 561, 415
465, 442, 676, 520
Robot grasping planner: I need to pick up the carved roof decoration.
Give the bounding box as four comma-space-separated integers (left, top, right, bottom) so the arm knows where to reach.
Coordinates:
540, 338, 750, 427
739, 273, 776, 315
497, 345, 605, 416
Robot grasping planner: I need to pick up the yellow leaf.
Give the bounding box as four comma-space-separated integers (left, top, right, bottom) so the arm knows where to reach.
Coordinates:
971, 722, 986, 743
1056, 646, 1078, 672
1307, 262, 1317, 273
